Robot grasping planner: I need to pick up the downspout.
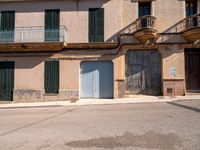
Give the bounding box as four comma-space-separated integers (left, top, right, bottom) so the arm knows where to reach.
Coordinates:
62, 32, 193, 56
76, 0, 79, 11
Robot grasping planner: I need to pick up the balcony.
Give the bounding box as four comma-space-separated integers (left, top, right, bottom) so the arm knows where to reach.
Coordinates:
134, 15, 157, 43
182, 14, 200, 42
0, 26, 67, 52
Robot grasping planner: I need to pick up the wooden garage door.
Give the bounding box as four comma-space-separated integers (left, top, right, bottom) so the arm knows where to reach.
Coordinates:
185, 49, 200, 92
0, 62, 14, 101
80, 61, 113, 99
125, 50, 161, 95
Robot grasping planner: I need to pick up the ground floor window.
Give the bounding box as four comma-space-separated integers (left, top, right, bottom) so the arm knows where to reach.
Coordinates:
45, 61, 59, 94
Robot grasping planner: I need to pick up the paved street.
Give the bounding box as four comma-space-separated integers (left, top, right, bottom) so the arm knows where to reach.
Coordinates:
0, 100, 200, 150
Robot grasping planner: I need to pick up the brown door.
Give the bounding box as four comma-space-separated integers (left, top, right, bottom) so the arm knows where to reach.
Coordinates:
125, 50, 161, 95
185, 49, 200, 92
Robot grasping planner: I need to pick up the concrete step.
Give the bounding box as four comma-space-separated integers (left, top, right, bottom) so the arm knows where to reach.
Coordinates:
186, 93, 200, 96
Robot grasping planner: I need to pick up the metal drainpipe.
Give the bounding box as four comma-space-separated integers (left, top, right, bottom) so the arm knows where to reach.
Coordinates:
76, 0, 79, 11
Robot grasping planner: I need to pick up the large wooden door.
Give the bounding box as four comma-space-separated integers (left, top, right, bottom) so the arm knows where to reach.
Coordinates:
0, 62, 14, 101
125, 50, 161, 95
80, 61, 113, 99
185, 49, 200, 92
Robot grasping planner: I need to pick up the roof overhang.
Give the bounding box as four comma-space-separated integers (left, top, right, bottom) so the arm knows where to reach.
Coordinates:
0, 42, 118, 52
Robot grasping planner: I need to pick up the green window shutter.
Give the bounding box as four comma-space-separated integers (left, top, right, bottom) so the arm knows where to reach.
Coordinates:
45, 9, 60, 42
0, 11, 15, 42
0, 61, 14, 101
89, 8, 104, 42
0, 13, 1, 32
45, 61, 59, 94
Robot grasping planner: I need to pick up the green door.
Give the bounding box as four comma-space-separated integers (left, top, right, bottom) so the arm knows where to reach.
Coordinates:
0, 11, 15, 43
0, 62, 14, 101
45, 61, 59, 94
45, 9, 60, 42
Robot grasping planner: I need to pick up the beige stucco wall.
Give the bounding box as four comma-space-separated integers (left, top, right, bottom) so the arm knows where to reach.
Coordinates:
0, 56, 46, 102
0, 56, 46, 90
0, 54, 122, 101
162, 46, 185, 80
0, 0, 122, 43
60, 60, 79, 90
121, 0, 137, 28
161, 46, 186, 96
154, 0, 185, 33
0, 0, 199, 101
15, 57, 45, 90
0, 0, 194, 40
121, 0, 186, 33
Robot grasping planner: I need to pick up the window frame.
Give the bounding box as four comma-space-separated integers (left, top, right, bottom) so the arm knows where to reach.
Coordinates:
138, 2, 151, 17
88, 8, 104, 43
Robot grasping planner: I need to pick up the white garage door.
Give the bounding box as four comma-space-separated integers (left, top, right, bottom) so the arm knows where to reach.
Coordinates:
80, 61, 113, 99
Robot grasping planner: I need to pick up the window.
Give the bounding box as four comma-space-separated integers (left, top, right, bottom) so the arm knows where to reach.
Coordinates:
138, 2, 151, 28
45, 9, 60, 42
0, 11, 15, 42
139, 2, 151, 17
186, 0, 197, 17
45, 61, 59, 94
89, 8, 104, 42
186, 1, 197, 28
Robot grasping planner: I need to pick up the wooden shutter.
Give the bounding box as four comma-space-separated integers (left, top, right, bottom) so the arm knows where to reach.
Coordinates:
89, 8, 104, 42
0, 11, 15, 42
45, 61, 59, 94
45, 9, 60, 42
125, 50, 161, 95
0, 62, 14, 101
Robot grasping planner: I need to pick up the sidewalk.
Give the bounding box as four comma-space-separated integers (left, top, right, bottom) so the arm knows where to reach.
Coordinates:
0, 95, 200, 109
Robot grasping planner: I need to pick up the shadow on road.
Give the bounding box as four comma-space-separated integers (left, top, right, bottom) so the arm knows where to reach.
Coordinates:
166, 102, 200, 113
65, 132, 182, 149
0, 107, 81, 137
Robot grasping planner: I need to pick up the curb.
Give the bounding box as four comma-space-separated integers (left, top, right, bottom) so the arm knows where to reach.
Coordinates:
0, 97, 199, 109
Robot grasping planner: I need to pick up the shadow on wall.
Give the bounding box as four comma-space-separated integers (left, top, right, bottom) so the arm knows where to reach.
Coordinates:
157, 17, 192, 58
11, 56, 49, 69
0, 0, 111, 12
106, 21, 137, 42
156, 17, 188, 44
162, 18, 187, 34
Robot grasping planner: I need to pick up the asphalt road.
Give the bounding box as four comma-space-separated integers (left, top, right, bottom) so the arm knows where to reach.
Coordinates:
0, 100, 200, 150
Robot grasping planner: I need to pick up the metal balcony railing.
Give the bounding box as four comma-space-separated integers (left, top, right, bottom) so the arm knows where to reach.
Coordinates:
0, 26, 67, 44
185, 14, 200, 30
165, 14, 200, 33
135, 15, 157, 31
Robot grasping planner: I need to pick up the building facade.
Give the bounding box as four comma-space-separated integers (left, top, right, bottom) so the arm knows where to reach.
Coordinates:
0, 0, 200, 102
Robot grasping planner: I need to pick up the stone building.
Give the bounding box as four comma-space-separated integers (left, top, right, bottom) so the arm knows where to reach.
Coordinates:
0, 0, 199, 102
